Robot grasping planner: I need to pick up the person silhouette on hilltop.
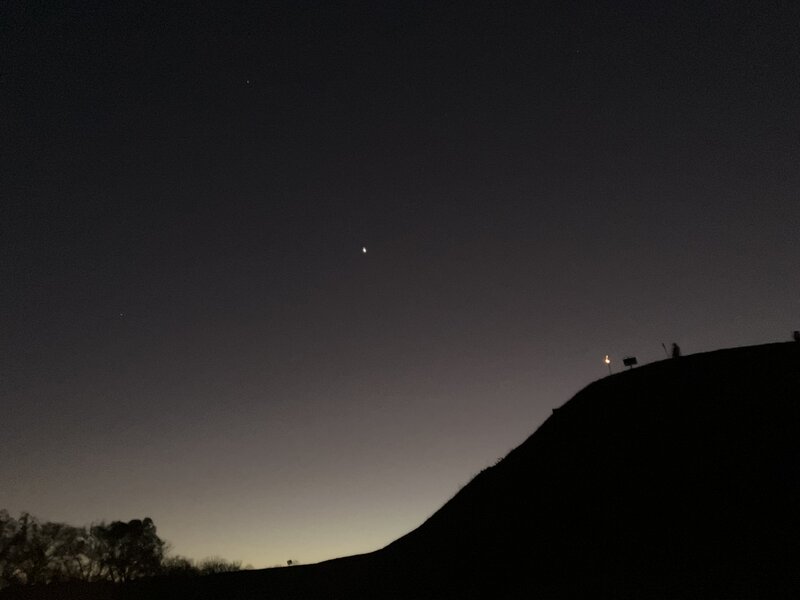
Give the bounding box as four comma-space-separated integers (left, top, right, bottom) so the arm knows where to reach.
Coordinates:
793, 330, 800, 342
671, 343, 681, 358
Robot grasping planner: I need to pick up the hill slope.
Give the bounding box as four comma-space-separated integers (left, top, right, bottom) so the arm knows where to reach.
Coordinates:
5, 342, 800, 599
379, 341, 800, 598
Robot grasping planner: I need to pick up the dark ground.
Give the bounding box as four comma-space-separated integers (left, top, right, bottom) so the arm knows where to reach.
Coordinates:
4, 341, 800, 599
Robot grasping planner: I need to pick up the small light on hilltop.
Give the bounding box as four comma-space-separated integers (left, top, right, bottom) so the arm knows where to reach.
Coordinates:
604, 355, 612, 374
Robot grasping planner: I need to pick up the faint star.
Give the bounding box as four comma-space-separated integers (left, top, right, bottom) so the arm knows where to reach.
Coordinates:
362, 246, 367, 254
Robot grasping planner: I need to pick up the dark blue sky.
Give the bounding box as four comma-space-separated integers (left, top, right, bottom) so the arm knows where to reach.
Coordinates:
2, 1, 798, 566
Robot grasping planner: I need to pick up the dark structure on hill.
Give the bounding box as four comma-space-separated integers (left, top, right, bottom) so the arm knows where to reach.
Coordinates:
5, 342, 800, 600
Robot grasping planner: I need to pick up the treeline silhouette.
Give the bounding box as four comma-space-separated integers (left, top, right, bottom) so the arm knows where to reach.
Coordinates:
0, 511, 241, 590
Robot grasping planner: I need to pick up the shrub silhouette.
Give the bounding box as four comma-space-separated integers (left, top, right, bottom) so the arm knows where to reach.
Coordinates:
198, 557, 242, 575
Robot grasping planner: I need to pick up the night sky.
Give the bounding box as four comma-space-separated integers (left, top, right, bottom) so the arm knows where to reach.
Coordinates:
2, 1, 799, 568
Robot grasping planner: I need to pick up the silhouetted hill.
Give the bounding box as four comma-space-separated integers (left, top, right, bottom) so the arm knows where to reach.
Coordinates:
379, 341, 800, 598
5, 342, 800, 599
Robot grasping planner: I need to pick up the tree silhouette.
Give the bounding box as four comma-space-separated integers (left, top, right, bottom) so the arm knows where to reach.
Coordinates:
90, 518, 164, 582
0, 511, 241, 589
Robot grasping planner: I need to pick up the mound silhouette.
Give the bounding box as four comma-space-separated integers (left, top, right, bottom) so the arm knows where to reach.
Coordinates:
5, 342, 800, 599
